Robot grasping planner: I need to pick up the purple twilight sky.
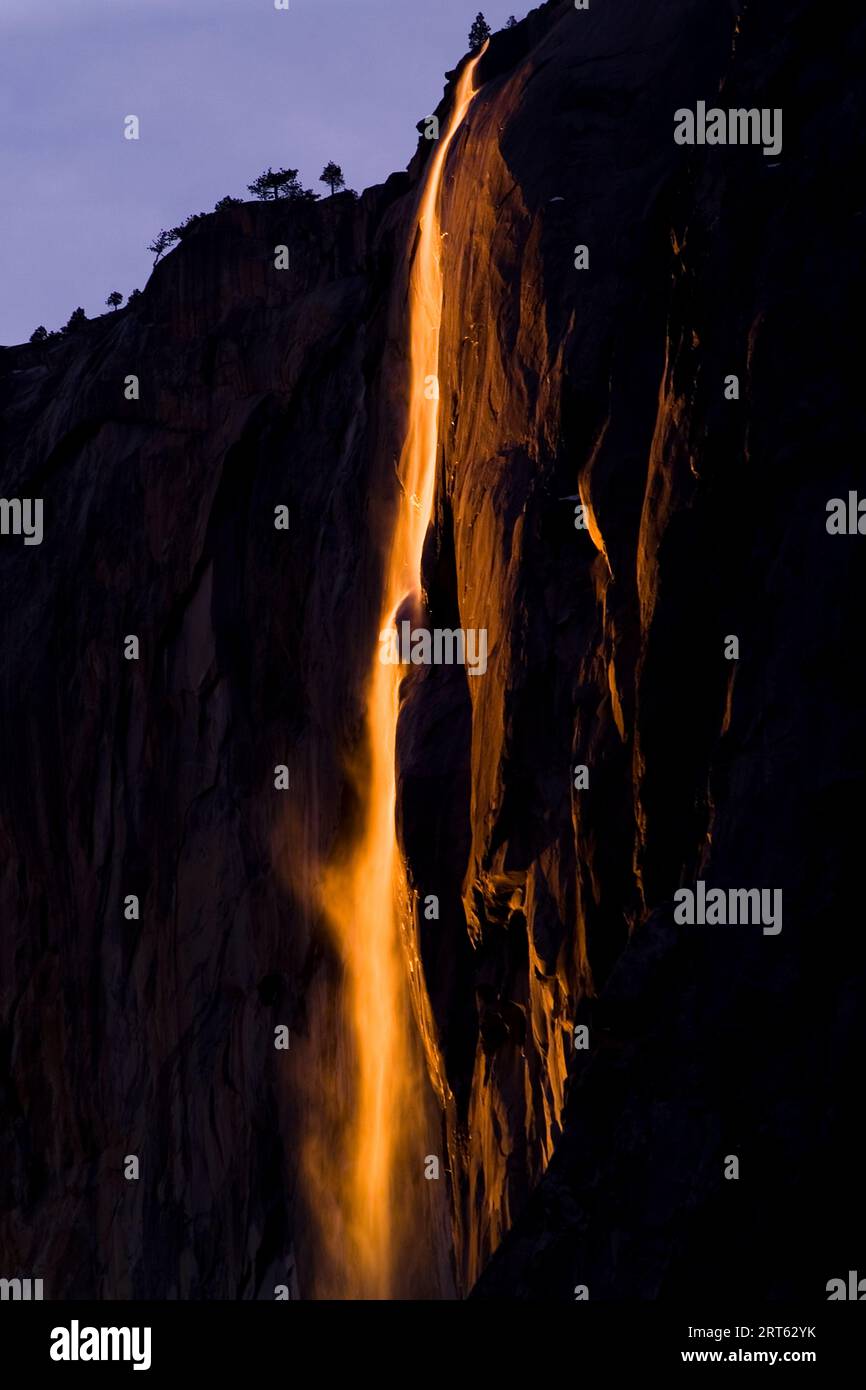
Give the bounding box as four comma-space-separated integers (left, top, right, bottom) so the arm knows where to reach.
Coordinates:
0, 0, 521, 346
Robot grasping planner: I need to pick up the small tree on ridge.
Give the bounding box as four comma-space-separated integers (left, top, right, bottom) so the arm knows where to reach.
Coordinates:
320, 161, 346, 197
147, 228, 178, 265
248, 168, 278, 201
469, 12, 491, 50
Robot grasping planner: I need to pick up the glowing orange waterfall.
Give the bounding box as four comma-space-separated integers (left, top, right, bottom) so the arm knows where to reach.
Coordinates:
305, 48, 486, 1299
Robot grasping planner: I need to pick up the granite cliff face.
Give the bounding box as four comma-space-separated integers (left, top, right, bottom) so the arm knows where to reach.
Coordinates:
2, 0, 864, 1299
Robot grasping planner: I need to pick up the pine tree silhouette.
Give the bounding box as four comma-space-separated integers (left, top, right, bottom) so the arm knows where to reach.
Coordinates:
469, 12, 491, 50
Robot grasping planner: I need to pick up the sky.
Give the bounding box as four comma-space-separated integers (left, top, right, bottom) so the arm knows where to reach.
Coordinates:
0, 0, 522, 346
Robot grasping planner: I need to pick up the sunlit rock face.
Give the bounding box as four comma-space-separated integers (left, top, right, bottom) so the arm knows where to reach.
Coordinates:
437, 0, 865, 1298
1, 0, 864, 1300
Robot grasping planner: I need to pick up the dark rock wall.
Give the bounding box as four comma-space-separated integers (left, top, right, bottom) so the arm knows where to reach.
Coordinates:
0, 186, 412, 1296
1, 0, 863, 1299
